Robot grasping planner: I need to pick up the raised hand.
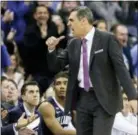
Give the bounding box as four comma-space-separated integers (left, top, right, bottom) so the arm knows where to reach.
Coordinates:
6, 28, 16, 41
3, 10, 14, 22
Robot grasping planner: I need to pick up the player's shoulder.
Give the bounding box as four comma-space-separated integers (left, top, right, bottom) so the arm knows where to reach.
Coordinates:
38, 100, 55, 114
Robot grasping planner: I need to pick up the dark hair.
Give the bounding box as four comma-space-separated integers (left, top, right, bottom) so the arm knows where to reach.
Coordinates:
8, 79, 18, 89
71, 6, 93, 25
1, 76, 7, 83
33, 4, 53, 28
21, 81, 39, 95
93, 20, 107, 28
33, 4, 47, 14
53, 71, 68, 84
4, 54, 19, 73
110, 24, 120, 33
110, 24, 126, 33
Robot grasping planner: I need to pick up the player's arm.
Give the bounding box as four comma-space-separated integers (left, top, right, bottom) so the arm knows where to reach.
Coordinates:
38, 102, 76, 135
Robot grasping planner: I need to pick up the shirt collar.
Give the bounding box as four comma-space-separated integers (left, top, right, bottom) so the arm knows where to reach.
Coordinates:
84, 27, 95, 42
23, 103, 33, 117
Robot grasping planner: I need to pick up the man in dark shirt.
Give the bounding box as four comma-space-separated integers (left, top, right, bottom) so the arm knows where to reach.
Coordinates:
23, 5, 63, 96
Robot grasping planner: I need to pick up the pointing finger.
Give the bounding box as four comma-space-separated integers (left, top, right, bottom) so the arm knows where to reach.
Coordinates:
19, 112, 25, 119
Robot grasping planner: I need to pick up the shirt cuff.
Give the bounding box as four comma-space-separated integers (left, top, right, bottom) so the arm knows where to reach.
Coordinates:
13, 123, 19, 135
48, 49, 55, 53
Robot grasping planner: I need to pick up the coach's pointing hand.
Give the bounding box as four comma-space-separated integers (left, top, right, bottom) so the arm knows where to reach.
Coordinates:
46, 36, 65, 50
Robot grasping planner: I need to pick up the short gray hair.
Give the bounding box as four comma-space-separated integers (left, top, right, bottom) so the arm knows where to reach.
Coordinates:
71, 6, 94, 25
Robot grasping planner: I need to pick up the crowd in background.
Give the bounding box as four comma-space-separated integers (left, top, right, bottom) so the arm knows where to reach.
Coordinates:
1, 1, 138, 135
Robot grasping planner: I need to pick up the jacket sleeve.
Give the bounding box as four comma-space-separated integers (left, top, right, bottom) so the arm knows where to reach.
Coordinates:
1, 124, 15, 135
108, 34, 137, 100
47, 41, 70, 73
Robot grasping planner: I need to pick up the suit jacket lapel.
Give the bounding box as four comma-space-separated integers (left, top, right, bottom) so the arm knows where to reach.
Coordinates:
20, 103, 27, 117
75, 39, 81, 73
89, 29, 100, 66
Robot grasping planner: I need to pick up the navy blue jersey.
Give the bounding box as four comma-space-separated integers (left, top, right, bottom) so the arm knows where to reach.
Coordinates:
41, 97, 73, 135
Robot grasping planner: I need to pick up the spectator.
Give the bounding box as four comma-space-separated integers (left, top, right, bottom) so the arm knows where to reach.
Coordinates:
110, 24, 135, 78
131, 44, 138, 78
38, 71, 76, 135
85, 1, 123, 27
35, 1, 53, 10
52, 14, 67, 36
1, 77, 10, 103
6, 1, 31, 43
23, 5, 60, 96
1, 77, 19, 125
6, 79, 20, 107
58, 1, 81, 24
1, 1, 34, 67
58, 1, 81, 36
1, 9, 14, 38
1, 1, 7, 16
1, 43, 11, 75
43, 82, 55, 100
112, 92, 137, 135
1, 11, 13, 54
8, 81, 41, 134
126, 1, 138, 26
93, 19, 108, 32
3, 54, 24, 91
52, 14, 68, 48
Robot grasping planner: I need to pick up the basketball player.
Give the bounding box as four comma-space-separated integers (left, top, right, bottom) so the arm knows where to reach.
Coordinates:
38, 71, 76, 135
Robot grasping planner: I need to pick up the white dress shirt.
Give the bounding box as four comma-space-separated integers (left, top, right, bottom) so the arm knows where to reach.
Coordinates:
123, 54, 129, 70
78, 27, 95, 88
112, 112, 137, 135
23, 103, 34, 117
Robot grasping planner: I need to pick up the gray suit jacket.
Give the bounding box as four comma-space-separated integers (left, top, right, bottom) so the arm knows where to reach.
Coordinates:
47, 29, 137, 115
